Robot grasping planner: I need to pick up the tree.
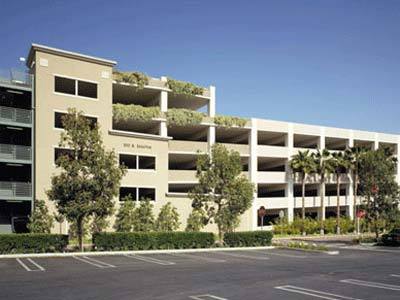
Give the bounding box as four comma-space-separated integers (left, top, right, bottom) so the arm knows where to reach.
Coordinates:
54, 213, 65, 234
312, 149, 334, 235
132, 199, 155, 232
345, 146, 367, 231
27, 199, 54, 233
47, 108, 126, 250
189, 144, 254, 241
185, 209, 207, 232
155, 202, 180, 231
290, 150, 315, 235
114, 196, 136, 232
358, 149, 399, 239
330, 151, 350, 234
90, 214, 110, 234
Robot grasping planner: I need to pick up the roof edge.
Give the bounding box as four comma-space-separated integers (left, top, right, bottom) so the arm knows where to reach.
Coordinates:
26, 43, 117, 67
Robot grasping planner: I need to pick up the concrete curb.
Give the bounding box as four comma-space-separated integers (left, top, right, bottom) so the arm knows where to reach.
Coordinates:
0, 246, 275, 259
275, 245, 339, 255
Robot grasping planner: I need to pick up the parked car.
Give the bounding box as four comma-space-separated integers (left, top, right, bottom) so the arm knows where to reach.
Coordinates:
381, 229, 400, 246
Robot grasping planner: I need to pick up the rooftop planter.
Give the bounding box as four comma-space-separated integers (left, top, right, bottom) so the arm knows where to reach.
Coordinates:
166, 78, 205, 96
166, 108, 205, 126
113, 103, 161, 123
113, 71, 149, 89
214, 115, 248, 128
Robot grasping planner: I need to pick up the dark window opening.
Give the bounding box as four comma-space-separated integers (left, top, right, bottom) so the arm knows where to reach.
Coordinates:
55, 76, 75, 95
119, 187, 137, 201
139, 188, 156, 201
139, 156, 156, 170
78, 81, 97, 99
54, 148, 74, 165
55, 112, 97, 129
119, 154, 137, 169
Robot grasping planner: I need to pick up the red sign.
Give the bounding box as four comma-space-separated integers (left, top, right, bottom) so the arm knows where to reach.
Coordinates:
356, 210, 366, 218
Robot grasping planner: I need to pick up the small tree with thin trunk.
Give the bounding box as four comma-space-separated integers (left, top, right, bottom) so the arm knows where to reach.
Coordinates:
290, 150, 315, 235
132, 199, 155, 232
358, 149, 399, 239
189, 144, 254, 242
155, 202, 180, 231
27, 199, 54, 234
345, 146, 367, 232
114, 196, 136, 232
312, 149, 334, 235
47, 108, 126, 250
185, 209, 207, 232
330, 151, 350, 234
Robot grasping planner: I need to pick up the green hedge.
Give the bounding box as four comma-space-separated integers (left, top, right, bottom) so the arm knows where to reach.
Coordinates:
224, 231, 273, 247
0, 234, 68, 254
93, 231, 215, 251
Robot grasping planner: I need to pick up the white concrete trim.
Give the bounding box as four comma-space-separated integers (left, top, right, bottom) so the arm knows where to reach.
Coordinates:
0, 246, 275, 259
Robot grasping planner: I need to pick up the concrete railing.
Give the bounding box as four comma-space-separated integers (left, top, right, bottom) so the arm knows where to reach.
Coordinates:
0, 106, 32, 125
168, 140, 208, 153
0, 181, 32, 198
0, 144, 31, 161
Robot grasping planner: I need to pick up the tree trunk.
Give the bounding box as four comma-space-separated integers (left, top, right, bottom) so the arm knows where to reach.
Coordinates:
77, 217, 84, 252
302, 175, 306, 236
320, 175, 325, 235
336, 173, 341, 235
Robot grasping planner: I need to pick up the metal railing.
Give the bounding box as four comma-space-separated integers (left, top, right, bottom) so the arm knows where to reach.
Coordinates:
0, 181, 32, 198
0, 106, 32, 125
0, 144, 31, 161
0, 69, 32, 87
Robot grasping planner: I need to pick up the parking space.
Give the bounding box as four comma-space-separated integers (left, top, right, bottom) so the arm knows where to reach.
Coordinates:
1, 248, 400, 299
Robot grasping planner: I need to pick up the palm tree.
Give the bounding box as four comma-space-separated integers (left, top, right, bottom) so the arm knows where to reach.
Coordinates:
330, 152, 350, 234
312, 149, 334, 235
290, 150, 315, 235
345, 147, 366, 232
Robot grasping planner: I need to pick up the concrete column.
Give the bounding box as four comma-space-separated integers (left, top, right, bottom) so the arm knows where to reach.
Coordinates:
286, 124, 294, 222
160, 77, 168, 137
320, 127, 326, 220
374, 133, 379, 150
249, 119, 259, 230
208, 86, 216, 117
347, 135, 354, 220
208, 126, 216, 152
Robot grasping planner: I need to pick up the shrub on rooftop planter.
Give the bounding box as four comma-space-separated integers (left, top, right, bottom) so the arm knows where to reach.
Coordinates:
113, 103, 161, 123
0, 234, 68, 254
223, 231, 273, 247
214, 115, 248, 128
166, 78, 205, 96
113, 71, 149, 89
166, 108, 205, 126
92, 231, 215, 251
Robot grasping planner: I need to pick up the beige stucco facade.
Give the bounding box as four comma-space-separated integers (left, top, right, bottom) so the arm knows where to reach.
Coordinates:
1, 43, 398, 234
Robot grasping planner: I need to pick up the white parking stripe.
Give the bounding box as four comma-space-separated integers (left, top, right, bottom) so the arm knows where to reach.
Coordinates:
189, 294, 228, 300
81, 256, 115, 268
340, 279, 400, 291
391, 274, 400, 278
252, 250, 307, 258
73, 256, 110, 268
216, 251, 270, 260
27, 258, 45, 271
124, 254, 175, 265
275, 285, 364, 300
16, 258, 45, 272
16, 258, 32, 271
171, 253, 226, 263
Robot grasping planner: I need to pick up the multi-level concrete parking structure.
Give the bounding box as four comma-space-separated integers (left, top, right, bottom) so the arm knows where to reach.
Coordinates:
0, 43, 399, 233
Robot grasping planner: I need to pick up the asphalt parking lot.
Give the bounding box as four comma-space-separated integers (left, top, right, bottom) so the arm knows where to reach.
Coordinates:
1, 247, 400, 300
